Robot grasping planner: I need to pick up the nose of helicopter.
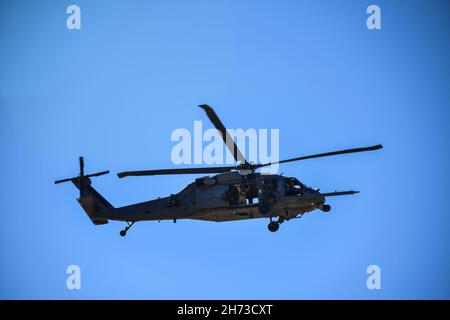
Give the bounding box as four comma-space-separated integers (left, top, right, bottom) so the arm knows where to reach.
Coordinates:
285, 188, 325, 208
305, 189, 325, 206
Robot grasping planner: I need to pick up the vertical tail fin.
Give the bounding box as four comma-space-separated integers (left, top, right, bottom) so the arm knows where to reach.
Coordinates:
73, 178, 113, 224
55, 157, 113, 225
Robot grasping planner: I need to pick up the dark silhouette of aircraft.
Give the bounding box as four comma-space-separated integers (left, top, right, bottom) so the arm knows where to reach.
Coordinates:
55, 105, 382, 236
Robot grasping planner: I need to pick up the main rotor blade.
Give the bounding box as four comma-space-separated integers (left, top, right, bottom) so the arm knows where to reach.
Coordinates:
117, 166, 234, 178
86, 170, 110, 178
54, 177, 76, 184
258, 144, 383, 167
79, 156, 84, 176
199, 104, 247, 164
54, 170, 109, 184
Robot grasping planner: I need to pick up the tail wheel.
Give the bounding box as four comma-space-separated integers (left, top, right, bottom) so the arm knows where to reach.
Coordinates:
120, 221, 135, 237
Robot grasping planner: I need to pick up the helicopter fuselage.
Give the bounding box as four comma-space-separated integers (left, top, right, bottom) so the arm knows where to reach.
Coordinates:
93, 172, 326, 223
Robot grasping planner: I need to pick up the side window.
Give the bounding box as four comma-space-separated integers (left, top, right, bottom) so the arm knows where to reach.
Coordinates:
213, 186, 227, 198
197, 189, 212, 200
198, 186, 227, 200
277, 179, 285, 191
226, 185, 240, 205
196, 185, 228, 208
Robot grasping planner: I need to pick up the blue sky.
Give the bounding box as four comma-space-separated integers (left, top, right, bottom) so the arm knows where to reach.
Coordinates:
1, 0, 449, 299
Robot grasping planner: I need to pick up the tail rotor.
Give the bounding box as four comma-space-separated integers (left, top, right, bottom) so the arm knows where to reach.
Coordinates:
54, 156, 109, 197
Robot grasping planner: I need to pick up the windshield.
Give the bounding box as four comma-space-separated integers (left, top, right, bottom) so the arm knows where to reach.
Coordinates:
285, 178, 304, 195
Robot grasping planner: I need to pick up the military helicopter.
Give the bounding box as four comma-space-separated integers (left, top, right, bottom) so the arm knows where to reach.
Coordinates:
55, 105, 382, 236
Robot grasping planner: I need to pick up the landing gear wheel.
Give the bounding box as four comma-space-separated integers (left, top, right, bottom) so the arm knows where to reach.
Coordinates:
321, 204, 331, 212
268, 221, 279, 232
120, 221, 135, 237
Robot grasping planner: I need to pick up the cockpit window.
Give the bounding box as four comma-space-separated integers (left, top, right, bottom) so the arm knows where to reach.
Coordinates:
285, 178, 304, 195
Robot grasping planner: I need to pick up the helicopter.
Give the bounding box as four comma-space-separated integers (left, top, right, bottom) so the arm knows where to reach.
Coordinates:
55, 104, 382, 236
